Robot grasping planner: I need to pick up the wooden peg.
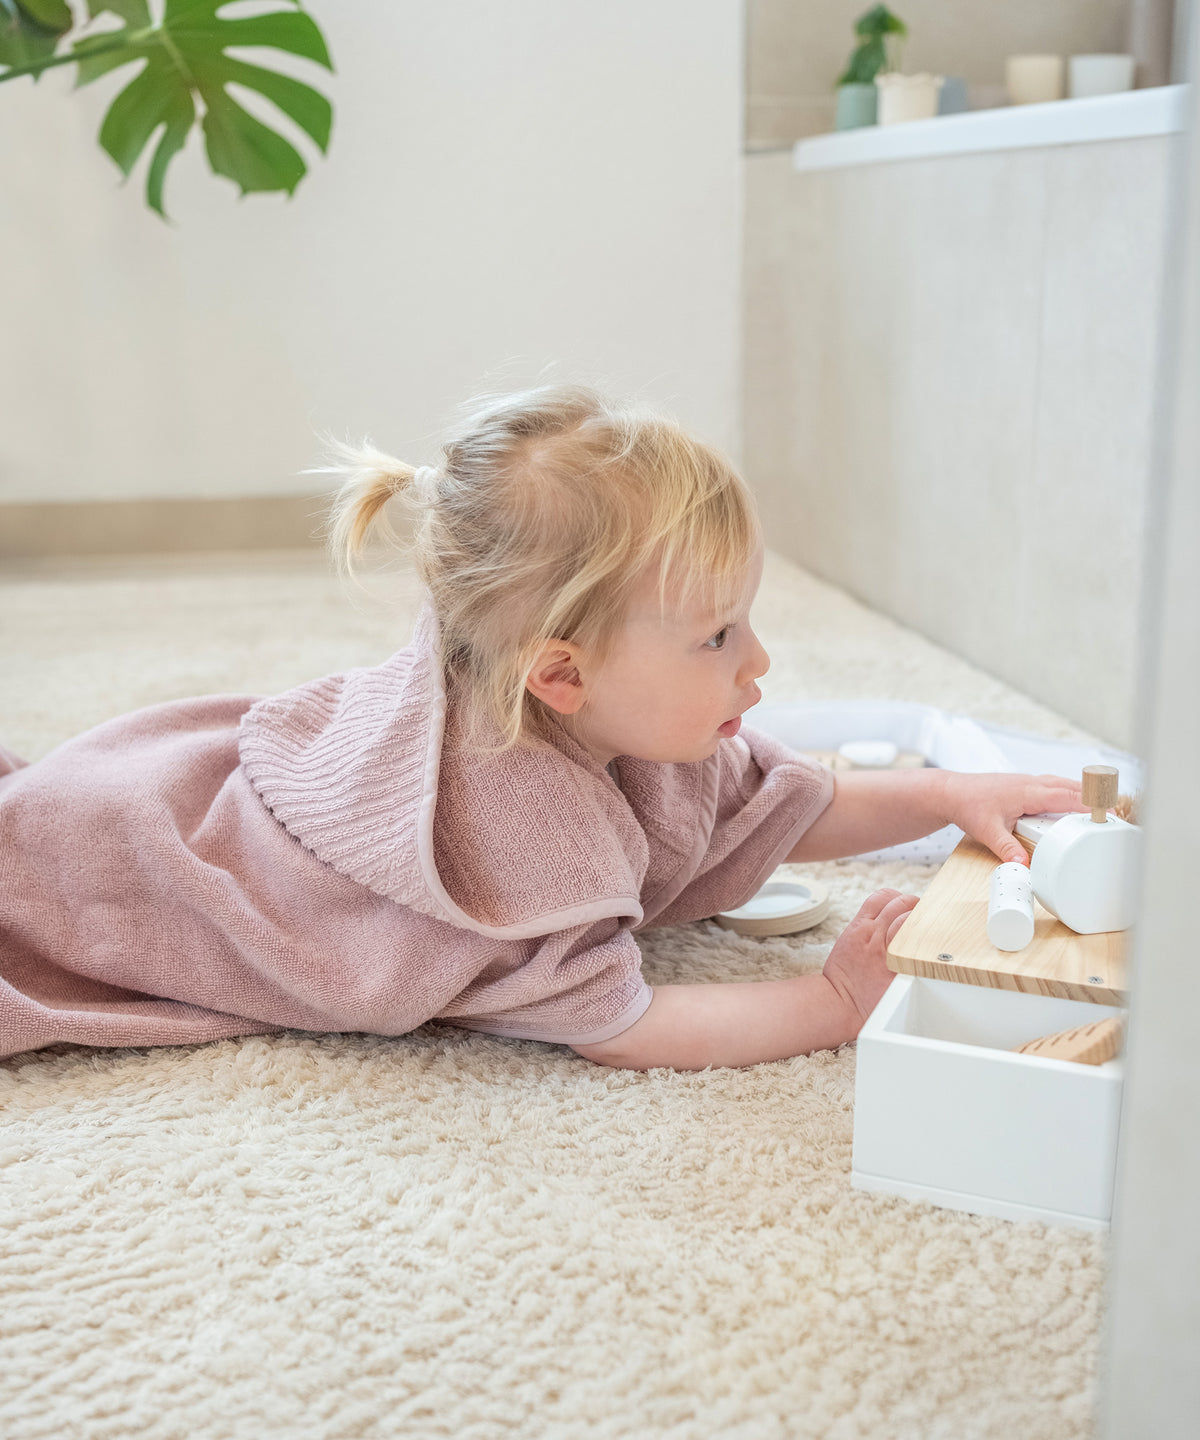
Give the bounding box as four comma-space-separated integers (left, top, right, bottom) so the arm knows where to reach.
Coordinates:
1012, 1016, 1124, 1065
1082, 765, 1119, 824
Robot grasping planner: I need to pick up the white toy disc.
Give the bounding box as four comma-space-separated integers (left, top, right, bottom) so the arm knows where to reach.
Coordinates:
714, 877, 831, 937
837, 740, 899, 769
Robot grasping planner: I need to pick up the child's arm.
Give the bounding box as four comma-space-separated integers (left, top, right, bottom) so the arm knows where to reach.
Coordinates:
785, 769, 1089, 868
572, 889, 917, 1071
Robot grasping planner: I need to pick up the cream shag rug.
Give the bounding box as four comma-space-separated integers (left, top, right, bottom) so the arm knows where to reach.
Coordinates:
1, 550, 1108, 1440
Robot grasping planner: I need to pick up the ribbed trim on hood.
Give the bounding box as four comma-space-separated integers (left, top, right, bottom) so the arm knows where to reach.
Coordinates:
238, 604, 719, 940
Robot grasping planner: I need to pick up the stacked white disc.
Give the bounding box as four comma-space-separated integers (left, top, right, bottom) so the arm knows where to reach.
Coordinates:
715, 876, 831, 937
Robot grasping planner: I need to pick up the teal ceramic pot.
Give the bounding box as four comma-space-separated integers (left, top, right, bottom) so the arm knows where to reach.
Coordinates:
835, 83, 877, 130
938, 76, 970, 114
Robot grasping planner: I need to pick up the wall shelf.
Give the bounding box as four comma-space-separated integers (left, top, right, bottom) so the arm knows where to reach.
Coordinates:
792, 84, 1188, 173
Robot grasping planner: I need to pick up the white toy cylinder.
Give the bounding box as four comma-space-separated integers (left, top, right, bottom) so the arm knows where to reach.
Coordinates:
988, 863, 1035, 950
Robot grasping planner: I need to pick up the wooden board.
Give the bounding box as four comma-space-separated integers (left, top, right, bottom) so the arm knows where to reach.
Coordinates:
887, 835, 1128, 1004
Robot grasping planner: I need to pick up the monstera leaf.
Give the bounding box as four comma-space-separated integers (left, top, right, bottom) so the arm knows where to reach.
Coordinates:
0, 0, 74, 73
0, 0, 333, 218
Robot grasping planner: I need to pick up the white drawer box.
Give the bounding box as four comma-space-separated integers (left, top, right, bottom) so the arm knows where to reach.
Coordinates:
852, 975, 1125, 1231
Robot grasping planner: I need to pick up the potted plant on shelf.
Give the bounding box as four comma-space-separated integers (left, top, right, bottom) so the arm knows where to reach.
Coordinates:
834, 4, 907, 130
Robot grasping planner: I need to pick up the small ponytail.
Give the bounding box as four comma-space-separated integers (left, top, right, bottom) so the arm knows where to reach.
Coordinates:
314, 438, 419, 574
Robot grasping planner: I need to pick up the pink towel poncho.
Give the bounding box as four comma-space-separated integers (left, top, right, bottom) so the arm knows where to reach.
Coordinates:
0, 605, 833, 1059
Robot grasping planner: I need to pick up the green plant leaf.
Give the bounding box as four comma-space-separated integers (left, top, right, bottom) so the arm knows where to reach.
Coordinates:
838, 37, 886, 86
98, 53, 185, 172
77, 0, 333, 216
202, 85, 305, 194
837, 6, 908, 86
221, 56, 330, 151
145, 87, 194, 215
854, 5, 908, 41
204, 11, 331, 69
72, 31, 147, 86
17, 0, 71, 30
0, 0, 71, 75
86, 0, 151, 24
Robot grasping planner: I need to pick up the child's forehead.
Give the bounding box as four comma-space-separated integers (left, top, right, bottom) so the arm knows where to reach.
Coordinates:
628, 557, 756, 629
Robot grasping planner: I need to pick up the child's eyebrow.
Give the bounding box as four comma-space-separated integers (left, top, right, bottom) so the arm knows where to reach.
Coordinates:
690, 609, 737, 639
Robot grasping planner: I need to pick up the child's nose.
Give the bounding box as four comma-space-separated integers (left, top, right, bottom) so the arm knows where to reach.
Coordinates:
741, 629, 770, 683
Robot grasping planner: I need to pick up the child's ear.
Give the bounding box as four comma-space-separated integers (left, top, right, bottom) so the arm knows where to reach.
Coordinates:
525, 642, 588, 715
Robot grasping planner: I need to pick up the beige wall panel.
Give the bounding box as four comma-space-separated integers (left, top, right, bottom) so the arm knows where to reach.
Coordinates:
743, 137, 1168, 745
1023, 138, 1171, 746
745, 150, 1046, 694
820, 152, 1047, 688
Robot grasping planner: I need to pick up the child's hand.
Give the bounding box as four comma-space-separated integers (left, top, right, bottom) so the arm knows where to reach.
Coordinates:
822, 889, 919, 1033
943, 772, 1088, 867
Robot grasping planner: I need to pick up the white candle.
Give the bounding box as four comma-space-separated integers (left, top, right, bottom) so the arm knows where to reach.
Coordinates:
1005, 54, 1064, 105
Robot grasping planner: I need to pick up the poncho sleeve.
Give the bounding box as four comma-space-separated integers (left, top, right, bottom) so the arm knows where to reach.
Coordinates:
642, 726, 835, 930
434, 917, 652, 1045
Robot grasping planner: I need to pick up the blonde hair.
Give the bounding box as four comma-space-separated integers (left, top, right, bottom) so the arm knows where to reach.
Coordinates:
323, 384, 759, 753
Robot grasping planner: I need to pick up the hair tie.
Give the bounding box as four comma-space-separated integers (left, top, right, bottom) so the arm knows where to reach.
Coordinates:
411, 464, 439, 500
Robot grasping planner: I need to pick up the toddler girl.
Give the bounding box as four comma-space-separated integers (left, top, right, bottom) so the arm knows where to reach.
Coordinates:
0, 385, 1084, 1069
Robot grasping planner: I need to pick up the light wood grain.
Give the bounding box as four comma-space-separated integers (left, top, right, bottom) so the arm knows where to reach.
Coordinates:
1083, 764, 1119, 823
1013, 1017, 1124, 1065
887, 835, 1128, 1003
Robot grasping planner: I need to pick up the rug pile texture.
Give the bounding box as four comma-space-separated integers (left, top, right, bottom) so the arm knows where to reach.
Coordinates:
0, 550, 1108, 1439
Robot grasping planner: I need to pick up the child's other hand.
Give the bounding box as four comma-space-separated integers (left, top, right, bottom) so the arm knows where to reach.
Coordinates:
822, 889, 919, 1033
943, 772, 1088, 867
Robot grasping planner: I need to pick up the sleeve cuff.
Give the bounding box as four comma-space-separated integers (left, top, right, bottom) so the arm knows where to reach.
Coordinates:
438, 981, 654, 1047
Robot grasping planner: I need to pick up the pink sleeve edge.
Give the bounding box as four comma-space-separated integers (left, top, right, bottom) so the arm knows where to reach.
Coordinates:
434, 980, 654, 1047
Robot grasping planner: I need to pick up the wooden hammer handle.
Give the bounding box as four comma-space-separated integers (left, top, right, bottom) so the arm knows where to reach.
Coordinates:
1082, 765, 1119, 824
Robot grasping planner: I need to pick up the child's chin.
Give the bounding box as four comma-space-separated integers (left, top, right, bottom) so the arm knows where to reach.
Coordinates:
631, 737, 721, 765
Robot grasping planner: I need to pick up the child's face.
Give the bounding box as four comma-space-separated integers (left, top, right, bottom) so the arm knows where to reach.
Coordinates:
562, 542, 770, 767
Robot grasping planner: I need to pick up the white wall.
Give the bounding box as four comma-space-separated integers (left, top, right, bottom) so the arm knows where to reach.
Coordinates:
0, 1, 743, 503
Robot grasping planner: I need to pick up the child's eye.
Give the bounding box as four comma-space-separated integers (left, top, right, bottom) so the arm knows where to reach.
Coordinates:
705, 627, 730, 651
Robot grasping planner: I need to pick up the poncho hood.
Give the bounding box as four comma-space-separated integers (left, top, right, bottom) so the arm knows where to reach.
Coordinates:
238, 604, 719, 939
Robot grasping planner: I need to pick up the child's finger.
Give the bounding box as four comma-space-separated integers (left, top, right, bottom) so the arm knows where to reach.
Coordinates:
876, 893, 919, 922
885, 907, 917, 945
855, 888, 904, 921
979, 823, 1031, 866
872, 893, 920, 940
1029, 775, 1088, 810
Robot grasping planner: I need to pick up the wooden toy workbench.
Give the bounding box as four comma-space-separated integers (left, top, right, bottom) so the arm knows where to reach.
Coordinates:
886, 835, 1129, 1006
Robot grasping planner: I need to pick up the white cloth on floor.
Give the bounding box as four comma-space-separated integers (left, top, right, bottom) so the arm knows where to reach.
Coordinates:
751, 700, 1142, 865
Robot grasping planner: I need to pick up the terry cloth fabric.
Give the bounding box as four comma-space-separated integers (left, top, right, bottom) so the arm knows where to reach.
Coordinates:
0, 605, 834, 1059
